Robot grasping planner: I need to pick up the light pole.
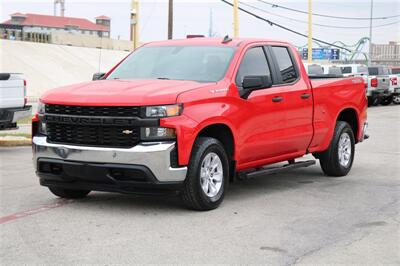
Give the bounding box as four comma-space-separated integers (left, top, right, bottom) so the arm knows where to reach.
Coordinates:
233, 0, 239, 37
130, 0, 139, 50
368, 0, 374, 65
168, 0, 173, 39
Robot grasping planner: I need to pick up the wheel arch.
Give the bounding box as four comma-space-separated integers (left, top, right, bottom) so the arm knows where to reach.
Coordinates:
336, 107, 359, 143
196, 123, 236, 160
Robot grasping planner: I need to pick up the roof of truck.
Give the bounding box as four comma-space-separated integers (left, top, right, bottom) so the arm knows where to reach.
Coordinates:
143, 37, 290, 47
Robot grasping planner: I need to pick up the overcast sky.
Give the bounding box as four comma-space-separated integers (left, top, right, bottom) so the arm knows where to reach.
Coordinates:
2, 0, 399, 48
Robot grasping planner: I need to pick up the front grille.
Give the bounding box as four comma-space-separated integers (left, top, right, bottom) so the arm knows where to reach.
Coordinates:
46, 104, 141, 117
45, 105, 141, 148
46, 123, 140, 148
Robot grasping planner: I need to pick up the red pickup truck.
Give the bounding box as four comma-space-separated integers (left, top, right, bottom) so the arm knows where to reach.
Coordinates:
33, 38, 368, 210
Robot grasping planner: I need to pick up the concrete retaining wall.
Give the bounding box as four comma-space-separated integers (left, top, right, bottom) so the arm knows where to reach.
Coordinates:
0, 40, 129, 100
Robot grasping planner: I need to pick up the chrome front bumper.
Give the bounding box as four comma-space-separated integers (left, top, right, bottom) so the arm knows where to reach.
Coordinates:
33, 136, 187, 182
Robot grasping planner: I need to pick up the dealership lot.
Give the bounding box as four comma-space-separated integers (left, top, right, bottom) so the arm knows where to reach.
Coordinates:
0, 106, 399, 265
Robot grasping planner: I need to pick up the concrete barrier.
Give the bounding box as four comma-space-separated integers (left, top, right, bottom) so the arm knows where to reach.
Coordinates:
0, 40, 129, 100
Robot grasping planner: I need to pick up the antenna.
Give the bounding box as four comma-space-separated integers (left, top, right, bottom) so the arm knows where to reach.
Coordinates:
222, 35, 232, 43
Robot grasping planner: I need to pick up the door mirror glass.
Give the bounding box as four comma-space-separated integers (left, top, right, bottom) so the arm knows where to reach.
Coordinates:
92, 72, 105, 80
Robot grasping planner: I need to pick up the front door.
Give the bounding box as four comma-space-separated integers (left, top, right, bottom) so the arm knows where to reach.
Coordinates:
236, 46, 289, 165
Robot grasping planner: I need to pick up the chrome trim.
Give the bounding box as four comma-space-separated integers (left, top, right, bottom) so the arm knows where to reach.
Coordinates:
32, 136, 187, 182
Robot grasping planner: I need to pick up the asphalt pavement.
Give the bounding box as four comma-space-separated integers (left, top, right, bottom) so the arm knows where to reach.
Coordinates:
0, 105, 399, 265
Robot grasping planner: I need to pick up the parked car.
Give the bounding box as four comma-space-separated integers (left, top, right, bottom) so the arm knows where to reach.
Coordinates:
303, 63, 343, 76
0, 73, 32, 130
32, 38, 368, 210
389, 67, 400, 104
367, 66, 391, 106
339, 64, 369, 78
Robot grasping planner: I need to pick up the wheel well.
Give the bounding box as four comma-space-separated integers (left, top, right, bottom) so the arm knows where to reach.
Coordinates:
337, 108, 358, 142
197, 124, 235, 159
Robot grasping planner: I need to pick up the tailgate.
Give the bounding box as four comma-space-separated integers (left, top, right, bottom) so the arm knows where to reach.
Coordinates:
378, 76, 390, 90
0, 74, 25, 109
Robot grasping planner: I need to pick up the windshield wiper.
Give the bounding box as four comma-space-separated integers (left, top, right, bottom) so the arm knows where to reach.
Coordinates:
156, 77, 170, 80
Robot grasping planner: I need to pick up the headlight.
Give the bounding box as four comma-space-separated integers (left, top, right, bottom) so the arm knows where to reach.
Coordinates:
37, 100, 45, 114
36, 101, 47, 134
145, 104, 182, 118
141, 127, 176, 141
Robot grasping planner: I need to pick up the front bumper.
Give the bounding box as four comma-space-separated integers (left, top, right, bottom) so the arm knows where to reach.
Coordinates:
33, 136, 187, 193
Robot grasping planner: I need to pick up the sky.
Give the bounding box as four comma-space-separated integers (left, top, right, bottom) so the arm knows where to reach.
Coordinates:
1, 0, 399, 49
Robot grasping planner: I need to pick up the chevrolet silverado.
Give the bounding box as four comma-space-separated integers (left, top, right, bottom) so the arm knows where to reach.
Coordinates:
32, 38, 368, 210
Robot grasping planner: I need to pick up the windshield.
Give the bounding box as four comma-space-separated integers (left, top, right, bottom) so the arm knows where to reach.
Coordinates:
107, 46, 235, 82
392, 68, 400, 74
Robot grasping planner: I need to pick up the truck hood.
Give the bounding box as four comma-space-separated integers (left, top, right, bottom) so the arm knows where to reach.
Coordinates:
41, 79, 211, 106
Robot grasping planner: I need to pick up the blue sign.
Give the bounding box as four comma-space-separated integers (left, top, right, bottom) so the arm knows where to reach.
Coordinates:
302, 48, 340, 60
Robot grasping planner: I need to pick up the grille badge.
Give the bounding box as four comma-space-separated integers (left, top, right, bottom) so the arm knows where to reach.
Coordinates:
122, 129, 133, 135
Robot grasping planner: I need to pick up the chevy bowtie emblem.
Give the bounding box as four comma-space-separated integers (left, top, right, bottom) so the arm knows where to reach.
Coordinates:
122, 129, 133, 135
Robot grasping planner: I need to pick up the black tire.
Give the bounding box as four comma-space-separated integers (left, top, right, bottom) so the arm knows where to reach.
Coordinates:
380, 96, 393, 106
393, 95, 400, 105
181, 137, 230, 211
317, 121, 355, 177
367, 96, 379, 107
48, 187, 90, 199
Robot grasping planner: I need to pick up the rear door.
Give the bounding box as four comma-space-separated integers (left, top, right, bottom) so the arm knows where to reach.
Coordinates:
267, 46, 313, 154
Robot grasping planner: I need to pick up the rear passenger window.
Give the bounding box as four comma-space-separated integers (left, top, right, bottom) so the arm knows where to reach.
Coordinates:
271, 46, 297, 84
236, 47, 271, 87
341, 67, 352, 74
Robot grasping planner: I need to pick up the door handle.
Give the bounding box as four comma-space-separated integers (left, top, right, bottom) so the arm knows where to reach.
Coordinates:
301, 93, 311, 99
272, 96, 283, 103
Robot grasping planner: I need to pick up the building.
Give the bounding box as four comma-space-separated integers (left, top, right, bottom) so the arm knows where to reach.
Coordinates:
371, 41, 400, 65
0, 13, 110, 41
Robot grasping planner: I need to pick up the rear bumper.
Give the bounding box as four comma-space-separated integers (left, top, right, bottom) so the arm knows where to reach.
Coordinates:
33, 136, 187, 194
359, 122, 369, 142
0, 105, 31, 127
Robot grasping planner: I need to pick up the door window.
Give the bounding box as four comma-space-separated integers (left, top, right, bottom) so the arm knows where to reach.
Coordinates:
271, 46, 298, 84
236, 47, 271, 87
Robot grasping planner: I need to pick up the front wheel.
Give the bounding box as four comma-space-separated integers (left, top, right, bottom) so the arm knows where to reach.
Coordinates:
181, 137, 229, 211
316, 121, 355, 177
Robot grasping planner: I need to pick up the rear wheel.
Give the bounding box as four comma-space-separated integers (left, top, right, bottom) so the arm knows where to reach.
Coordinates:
316, 121, 355, 177
49, 187, 90, 199
367, 97, 378, 107
380, 96, 393, 106
182, 137, 229, 211
393, 95, 400, 104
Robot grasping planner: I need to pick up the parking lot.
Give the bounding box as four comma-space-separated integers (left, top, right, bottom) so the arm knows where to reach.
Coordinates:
0, 105, 399, 265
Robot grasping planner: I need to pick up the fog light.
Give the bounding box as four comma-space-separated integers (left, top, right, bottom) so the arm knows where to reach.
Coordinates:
38, 120, 47, 135
141, 127, 176, 140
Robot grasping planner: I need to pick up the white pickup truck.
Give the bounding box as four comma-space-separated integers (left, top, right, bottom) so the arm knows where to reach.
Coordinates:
0, 73, 32, 130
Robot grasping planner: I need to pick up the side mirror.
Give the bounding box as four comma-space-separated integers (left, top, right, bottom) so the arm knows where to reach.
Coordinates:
92, 72, 105, 80
240, 75, 272, 99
